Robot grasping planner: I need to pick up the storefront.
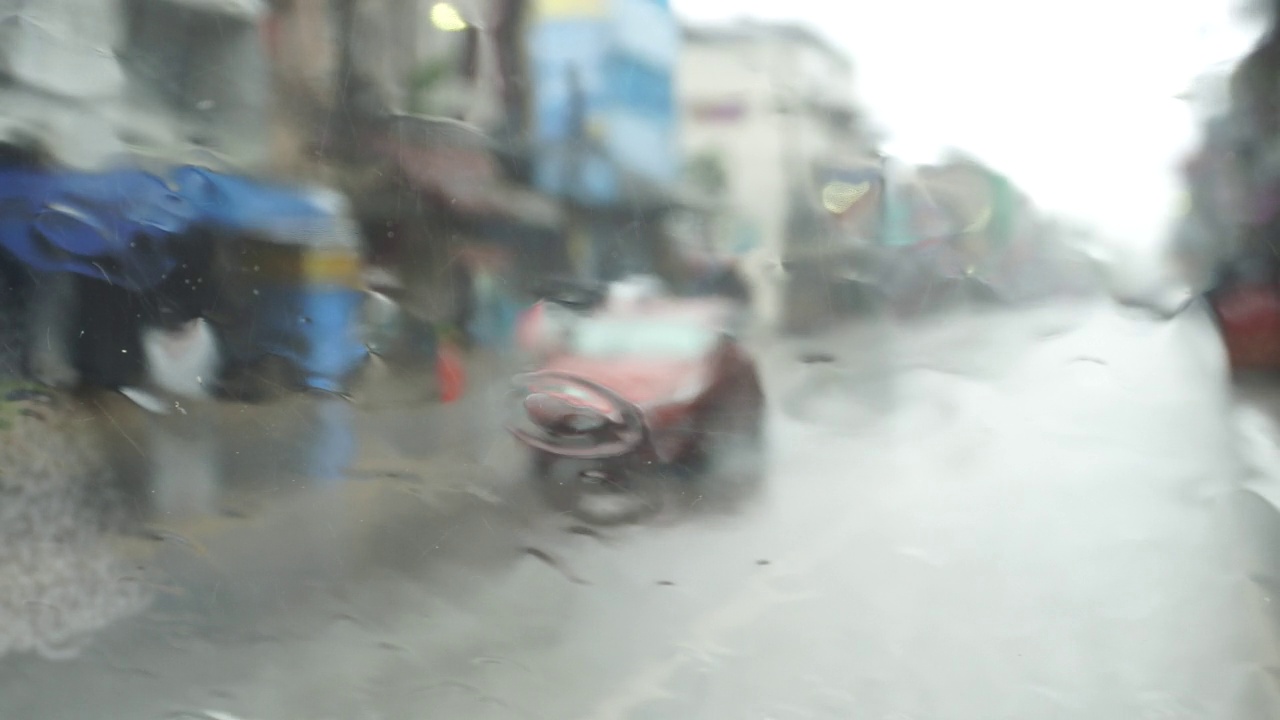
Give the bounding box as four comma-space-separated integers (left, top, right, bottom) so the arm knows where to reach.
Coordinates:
343, 118, 564, 349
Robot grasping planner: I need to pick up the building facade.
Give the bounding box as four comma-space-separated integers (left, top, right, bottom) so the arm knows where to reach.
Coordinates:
678, 20, 869, 329
264, 0, 564, 341
0, 0, 272, 172
526, 0, 682, 280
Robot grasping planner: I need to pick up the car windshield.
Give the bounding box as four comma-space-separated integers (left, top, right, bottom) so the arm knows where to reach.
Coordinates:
4, 1, 1272, 718
569, 316, 717, 359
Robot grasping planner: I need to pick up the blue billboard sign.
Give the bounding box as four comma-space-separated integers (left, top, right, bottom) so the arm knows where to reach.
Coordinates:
528, 0, 679, 206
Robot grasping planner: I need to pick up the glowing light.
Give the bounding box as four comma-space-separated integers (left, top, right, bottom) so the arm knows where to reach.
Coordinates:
821, 181, 870, 214
431, 2, 468, 31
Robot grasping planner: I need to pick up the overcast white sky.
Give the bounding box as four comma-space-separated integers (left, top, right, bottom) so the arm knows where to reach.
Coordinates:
672, 0, 1262, 247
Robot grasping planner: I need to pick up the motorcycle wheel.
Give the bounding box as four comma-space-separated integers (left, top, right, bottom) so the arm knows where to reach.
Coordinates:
691, 371, 766, 490
529, 452, 662, 526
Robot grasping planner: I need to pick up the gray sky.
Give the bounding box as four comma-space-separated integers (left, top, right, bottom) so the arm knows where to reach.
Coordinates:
673, 0, 1261, 247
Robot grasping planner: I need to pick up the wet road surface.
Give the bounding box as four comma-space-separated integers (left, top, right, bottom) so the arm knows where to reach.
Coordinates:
4, 298, 1280, 719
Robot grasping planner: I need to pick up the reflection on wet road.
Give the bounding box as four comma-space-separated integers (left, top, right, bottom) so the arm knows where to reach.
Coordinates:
7, 299, 1280, 718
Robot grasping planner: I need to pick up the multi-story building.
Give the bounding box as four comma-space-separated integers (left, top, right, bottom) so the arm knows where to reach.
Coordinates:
265, 0, 564, 337
0, 0, 271, 172
678, 19, 870, 329
526, 0, 682, 280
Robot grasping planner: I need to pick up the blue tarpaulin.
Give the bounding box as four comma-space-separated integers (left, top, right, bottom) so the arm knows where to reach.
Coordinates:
0, 165, 352, 291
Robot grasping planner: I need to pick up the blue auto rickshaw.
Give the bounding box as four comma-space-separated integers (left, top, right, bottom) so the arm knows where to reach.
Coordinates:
0, 164, 372, 397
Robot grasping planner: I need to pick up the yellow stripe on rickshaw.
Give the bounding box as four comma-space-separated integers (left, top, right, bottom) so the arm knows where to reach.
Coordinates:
241, 244, 364, 287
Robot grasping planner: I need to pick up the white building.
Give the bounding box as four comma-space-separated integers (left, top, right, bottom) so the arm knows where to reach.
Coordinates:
678, 20, 868, 329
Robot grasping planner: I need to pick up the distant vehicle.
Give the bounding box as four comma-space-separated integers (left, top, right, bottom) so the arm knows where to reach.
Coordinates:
508, 294, 763, 515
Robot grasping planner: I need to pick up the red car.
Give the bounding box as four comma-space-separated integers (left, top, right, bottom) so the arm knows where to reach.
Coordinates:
508, 295, 763, 493
1210, 282, 1280, 369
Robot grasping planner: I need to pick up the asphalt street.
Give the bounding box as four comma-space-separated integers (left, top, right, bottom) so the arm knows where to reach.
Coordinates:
3, 298, 1279, 719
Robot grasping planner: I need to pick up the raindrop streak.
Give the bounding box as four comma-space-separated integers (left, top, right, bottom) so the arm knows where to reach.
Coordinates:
164, 711, 247, 720
799, 352, 836, 364
523, 546, 589, 585
471, 655, 534, 674
142, 528, 210, 558
566, 524, 605, 540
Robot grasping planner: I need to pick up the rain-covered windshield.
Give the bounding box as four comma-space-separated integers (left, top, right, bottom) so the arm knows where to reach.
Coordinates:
10, 0, 1280, 718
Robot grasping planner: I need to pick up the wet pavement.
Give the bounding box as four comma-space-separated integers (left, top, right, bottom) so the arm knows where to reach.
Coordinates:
5, 297, 1280, 719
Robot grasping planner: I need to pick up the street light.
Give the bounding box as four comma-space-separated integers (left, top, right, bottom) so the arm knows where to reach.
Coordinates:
431, 2, 468, 31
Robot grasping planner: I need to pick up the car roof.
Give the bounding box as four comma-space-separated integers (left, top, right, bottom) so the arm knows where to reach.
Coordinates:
593, 297, 735, 327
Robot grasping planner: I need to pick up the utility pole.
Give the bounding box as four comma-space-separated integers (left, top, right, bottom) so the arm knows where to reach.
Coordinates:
560, 65, 592, 280
331, 0, 359, 159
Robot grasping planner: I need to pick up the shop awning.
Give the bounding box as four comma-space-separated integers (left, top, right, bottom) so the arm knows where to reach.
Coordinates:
370, 133, 563, 229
